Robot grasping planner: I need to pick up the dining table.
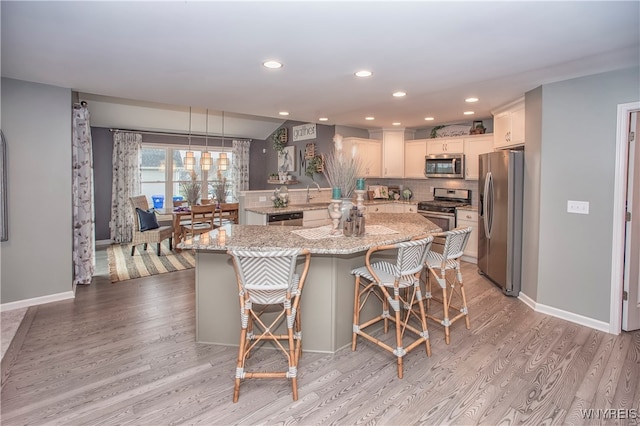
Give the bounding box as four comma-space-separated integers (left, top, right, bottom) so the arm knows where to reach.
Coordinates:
156, 206, 219, 248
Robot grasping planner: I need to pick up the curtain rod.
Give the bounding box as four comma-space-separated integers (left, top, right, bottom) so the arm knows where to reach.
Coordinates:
109, 128, 251, 141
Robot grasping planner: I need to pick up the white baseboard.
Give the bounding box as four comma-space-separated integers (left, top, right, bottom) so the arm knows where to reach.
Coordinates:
95, 239, 112, 247
518, 291, 611, 333
1, 291, 75, 312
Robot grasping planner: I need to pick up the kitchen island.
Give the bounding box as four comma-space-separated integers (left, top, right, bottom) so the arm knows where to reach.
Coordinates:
180, 213, 440, 353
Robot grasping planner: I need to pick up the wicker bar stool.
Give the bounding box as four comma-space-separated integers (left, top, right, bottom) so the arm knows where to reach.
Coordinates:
424, 227, 473, 344
351, 235, 434, 379
227, 248, 311, 402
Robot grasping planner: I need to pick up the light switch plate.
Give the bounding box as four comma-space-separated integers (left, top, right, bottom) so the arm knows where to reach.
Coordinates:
567, 200, 589, 214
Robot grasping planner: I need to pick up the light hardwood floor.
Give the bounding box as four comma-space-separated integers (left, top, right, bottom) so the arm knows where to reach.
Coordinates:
1, 257, 639, 425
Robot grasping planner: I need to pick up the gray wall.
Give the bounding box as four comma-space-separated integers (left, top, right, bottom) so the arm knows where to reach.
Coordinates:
1, 78, 73, 303
522, 67, 640, 323
249, 121, 333, 190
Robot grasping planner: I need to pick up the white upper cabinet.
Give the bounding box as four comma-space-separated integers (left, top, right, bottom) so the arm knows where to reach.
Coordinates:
463, 135, 494, 180
426, 138, 464, 155
370, 129, 415, 178
342, 137, 382, 177
492, 97, 525, 149
404, 139, 427, 178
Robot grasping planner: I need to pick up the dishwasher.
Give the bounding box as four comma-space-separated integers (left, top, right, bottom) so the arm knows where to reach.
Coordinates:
267, 211, 304, 226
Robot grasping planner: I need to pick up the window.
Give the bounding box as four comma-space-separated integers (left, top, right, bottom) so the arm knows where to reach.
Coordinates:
141, 144, 233, 208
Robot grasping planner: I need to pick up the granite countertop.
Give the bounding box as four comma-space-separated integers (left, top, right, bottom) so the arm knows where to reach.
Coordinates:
245, 200, 418, 215
456, 205, 478, 212
178, 213, 441, 255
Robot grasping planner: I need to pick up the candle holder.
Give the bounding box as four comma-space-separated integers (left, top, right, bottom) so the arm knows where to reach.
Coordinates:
354, 189, 367, 218
328, 199, 343, 235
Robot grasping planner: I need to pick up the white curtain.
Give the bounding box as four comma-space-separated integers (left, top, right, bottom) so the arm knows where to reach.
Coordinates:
232, 139, 251, 198
110, 132, 141, 243
72, 102, 95, 285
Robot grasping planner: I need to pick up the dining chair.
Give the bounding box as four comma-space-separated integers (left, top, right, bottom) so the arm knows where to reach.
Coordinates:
180, 204, 216, 240
129, 195, 173, 256
217, 202, 239, 227
351, 235, 434, 379
227, 248, 311, 402
424, 226, 473, 344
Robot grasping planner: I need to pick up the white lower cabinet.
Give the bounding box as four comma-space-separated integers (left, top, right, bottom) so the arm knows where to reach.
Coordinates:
456, 209, 478, 263
403, 204, 418, 213
245, 211, 267, 225
303, 209, 330, 227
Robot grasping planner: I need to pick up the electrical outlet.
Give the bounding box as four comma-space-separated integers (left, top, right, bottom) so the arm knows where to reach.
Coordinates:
567, 200, 589, 214
259, 196, 267, 202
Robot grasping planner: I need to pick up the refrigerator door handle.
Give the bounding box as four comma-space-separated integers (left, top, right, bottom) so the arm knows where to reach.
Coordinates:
483, 172, 493, 238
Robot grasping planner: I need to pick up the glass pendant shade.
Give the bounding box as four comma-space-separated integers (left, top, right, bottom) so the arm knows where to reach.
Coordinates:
201, 151, 213, 171
218, 152, 228, 171
184, 150, 195, 170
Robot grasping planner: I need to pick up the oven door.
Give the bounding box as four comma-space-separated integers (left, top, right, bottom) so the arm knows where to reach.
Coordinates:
419, 211, 455, 253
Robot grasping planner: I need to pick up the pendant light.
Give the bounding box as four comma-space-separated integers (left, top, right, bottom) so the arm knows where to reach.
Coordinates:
219, 111, 229, 171
183, 106, 196, 170
200, 109, 213, 171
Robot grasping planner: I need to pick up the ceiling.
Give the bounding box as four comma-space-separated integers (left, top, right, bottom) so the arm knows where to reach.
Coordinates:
2, 1, 639, 133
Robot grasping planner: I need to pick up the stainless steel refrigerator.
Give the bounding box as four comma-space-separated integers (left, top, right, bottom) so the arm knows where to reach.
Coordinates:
478, 150, 524, 296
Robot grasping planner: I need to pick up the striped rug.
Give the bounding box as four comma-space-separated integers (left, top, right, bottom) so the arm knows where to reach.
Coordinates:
107, 241, 195, 283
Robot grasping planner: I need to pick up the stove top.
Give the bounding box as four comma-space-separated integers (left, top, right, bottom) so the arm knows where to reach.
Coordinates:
417, 188, 472, 213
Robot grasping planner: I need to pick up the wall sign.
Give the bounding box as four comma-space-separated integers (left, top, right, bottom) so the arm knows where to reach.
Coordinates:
292, 123, 316, 142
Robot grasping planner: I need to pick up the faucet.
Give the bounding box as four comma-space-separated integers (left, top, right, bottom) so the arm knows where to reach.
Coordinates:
306, 181, 321, 203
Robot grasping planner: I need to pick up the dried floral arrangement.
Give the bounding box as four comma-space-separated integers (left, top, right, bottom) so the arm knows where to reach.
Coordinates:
180, 169, 201, 206
323, 134, 363, 199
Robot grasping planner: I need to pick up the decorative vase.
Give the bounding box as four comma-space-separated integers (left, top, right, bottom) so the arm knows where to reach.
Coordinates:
340, 197, 354, 225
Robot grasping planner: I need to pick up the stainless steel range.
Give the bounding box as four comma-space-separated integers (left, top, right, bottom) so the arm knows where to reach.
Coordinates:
417, 188, 472, 233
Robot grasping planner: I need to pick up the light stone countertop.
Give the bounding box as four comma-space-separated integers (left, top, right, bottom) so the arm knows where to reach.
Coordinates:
178, 213, 441, 255
245, 200, 418, 215
456, 205, 478, 212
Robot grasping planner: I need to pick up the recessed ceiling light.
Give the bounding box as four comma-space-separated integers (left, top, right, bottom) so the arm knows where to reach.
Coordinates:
463, 111, 475, 115
355, 70, 373, 78
392, 91, 406, 98
365, 116, 375, 121
319, 117, 328, 122
279, 111, 289, 116
424, 117, 435, 121
263, 60, 283, 69
392, 122, 402, 126
465, 97, 479, 103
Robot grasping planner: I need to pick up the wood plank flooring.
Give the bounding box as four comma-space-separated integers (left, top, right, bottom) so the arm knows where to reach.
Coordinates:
1, 258, 639, 425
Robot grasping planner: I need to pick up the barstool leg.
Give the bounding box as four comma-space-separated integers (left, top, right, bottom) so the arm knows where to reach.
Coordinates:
415, 285, 431, 356
352, 276, 361, 351
393, 287, 404, 379
233, 324, 248, 403
458, 267, 470, 330
441, 282, 451, 345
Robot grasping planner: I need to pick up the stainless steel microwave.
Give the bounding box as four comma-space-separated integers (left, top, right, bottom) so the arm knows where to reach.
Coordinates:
425, 153, 465, 178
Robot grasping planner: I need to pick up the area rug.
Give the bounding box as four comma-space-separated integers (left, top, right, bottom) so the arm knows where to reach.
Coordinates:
107, 241, 195, 283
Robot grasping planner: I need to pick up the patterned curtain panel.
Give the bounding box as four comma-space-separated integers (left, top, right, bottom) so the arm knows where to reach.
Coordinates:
232, 139, 251, 199
72, 103, 95, 285
110, 132, 141, 243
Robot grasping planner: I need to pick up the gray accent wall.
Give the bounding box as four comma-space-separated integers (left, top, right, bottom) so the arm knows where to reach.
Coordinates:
522, 67, 640, 323
1, 78, 73, 303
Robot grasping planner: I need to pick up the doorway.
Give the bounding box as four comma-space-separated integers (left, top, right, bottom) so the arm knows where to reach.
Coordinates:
612, 102, 640, 332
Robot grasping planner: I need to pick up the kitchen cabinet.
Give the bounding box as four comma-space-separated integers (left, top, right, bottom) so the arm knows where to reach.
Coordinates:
427, 138, 464, 155
370, 129, 415, 178
403, 203, 418, 213
463, 135, 494, 180
492, 97, 525, 149
342, 137, 382, 177
404, 139, 427, 178
246, 211, 267, 225
456, 209, 478, 263
303, 209, 330, 227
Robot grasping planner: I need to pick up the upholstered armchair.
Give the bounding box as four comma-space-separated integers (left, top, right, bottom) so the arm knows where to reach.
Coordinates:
129, 196, 173, 256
